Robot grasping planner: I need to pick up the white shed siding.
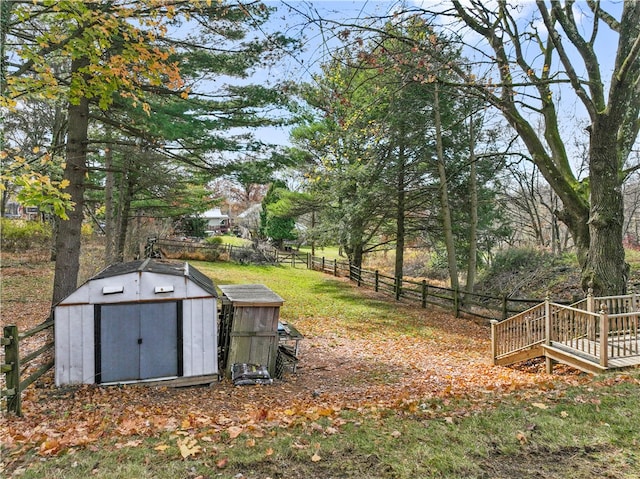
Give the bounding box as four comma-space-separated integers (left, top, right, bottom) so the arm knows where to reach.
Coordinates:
182, 298, 217, 376
139, 272, 186, 299
58, 272, 212, 307
88, 274, 140, 303
55, 304, 94, 386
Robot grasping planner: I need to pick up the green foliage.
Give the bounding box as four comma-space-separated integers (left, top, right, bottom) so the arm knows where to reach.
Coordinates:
179, 217, 208, 238
489, 248, 555, 273
260, 182, 297, 247
0, 218, 52, 251
204, 235, 223, 245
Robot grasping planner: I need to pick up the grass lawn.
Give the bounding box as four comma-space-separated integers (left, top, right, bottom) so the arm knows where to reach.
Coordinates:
1, 260, 639, 478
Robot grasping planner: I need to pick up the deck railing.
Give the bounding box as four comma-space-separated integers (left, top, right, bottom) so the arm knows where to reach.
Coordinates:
493, 293, 640, 370
491, 302, 547, 361
606, 312, 640, 358
549, 303, 602, 360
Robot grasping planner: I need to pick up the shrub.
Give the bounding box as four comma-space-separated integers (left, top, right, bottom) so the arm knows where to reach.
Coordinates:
204, 236, 223, 245
0, 219, 52, 251
490, 247, 551, 272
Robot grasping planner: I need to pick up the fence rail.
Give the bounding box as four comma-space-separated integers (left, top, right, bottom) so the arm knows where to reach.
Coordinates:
2, 319, 54, 416
154, 239, 545, 321
308, 255, 543, 321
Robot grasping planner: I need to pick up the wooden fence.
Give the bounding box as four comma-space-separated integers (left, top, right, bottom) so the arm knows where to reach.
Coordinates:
309, 255, 543, 321
154, 240, 544, 320
2, 320, 54, 416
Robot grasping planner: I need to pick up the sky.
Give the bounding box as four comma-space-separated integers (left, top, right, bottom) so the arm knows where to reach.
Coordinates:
214, 0, 633, 170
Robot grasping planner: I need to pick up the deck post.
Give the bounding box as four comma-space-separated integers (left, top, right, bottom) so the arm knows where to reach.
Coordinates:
544, 295, 553, 374
599, 306, 609, 368
587, 289, 596, 340
490, 320, 498, 365
544, 295, 551, 345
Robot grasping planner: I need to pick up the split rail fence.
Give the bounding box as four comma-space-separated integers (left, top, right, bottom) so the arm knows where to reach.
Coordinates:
308, 255, 543, 321
1, 320, 54, 416
156, 240, 545, 320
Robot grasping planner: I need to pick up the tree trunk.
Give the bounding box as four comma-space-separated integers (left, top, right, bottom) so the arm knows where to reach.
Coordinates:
581, 115, 629, 294
51, 58, 89, 305
465, 115, 478, 294
115, 174, 134, 262
103, 135, 116, 265
395, 143, 406, 280
434, 85, 459, 291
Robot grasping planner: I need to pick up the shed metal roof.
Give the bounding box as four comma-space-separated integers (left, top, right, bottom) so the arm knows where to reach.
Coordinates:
91, 259, 217, 297
218, 284, 284, 306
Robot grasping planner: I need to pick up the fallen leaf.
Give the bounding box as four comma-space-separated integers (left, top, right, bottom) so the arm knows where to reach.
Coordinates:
265, 448, 274, 456
154, 444, 170, 452
515, 432, 527, 444
177, 437, 201, 459
390, 430, 402, 438
216, 457, 228, 468
532, 402, 548, 410
560, 411, 569, 418
311, 452, 321, 462
227, 426, 243, 439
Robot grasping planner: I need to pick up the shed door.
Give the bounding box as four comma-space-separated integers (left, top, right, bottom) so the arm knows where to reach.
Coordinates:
97, 302, 181, 383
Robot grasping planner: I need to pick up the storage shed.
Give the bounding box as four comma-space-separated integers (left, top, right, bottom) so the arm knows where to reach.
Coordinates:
54, 259, 218, 386
218, 284, 284, 377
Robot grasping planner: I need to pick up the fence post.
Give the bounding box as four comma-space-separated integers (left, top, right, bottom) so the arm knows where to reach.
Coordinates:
395, 275, 401, 300
454, 287, 460, 318
3, 325, 21, 416
490, 320, 498, 365
599, 305, 609, 368
307, 253, 311, 269
333, 259, 337, 277
375, 270, 379, 292
322, 256, 325, 273
357, 266, 361, 287
501, 295, 508, 320
421, 280, 427, 308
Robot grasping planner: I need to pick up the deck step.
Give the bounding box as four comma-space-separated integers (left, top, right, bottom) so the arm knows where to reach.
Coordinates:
494, 345, 544, 367
542, 344, 607, 374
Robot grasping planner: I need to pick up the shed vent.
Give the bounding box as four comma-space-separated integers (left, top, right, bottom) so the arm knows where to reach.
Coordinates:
102, 285, 124, 295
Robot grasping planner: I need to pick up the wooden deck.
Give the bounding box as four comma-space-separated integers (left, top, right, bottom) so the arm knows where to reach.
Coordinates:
492, 293, 640, 374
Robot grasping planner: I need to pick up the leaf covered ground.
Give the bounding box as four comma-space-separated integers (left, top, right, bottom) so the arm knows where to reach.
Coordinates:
1, 252, 638, 478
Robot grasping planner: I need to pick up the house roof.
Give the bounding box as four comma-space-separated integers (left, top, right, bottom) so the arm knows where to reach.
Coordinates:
200, 207, 228, 219
92, 259, 217, 297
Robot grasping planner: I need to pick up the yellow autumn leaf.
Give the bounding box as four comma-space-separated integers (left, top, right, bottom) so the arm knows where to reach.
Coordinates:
154, 444, 170, 452
176, 437, 201, 459
311, 452, 321, 462
532, 402, 548, 409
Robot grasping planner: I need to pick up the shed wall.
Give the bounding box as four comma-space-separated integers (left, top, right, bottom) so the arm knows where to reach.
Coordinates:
182, 297, 218, 376
55, 304, 94, 386
227, 305, 279, 375
55, 297, 217, 385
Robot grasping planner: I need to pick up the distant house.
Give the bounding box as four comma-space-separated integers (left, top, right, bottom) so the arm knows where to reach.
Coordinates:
200, 207, 230, 235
